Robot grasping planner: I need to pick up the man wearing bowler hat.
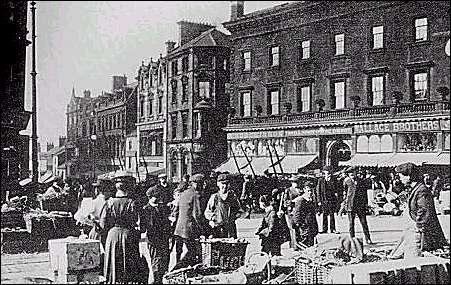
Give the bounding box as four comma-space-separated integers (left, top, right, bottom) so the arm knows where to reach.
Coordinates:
204, 173, 243, 238
316, 165, 339, 233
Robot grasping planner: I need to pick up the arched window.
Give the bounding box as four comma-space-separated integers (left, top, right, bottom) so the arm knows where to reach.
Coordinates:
369, 135, 381, 153
380, 135, 393, 152
181, 151, 189, 177
170, 151, 178, 180
357, 136, 369, 153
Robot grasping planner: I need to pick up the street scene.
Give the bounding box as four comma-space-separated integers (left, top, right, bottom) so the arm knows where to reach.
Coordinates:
2, 1, 450, 284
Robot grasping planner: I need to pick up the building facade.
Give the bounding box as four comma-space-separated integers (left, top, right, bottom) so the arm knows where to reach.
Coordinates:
165, 21, 231, 182
135, 57, 167, 178
66, 76, 137, 178
221, 1, 450, 174
1, 0, 31, 187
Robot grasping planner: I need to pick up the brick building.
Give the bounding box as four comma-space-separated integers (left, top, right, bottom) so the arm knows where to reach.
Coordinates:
221, 1, 450, 174
165, 21, 231, 182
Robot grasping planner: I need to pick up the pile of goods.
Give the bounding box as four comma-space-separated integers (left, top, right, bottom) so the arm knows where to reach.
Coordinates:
1, 196, 30, 228
37, 191, 70, 212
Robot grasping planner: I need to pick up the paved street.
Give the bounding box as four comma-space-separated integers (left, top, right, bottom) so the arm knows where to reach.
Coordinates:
2, 213, 449, 284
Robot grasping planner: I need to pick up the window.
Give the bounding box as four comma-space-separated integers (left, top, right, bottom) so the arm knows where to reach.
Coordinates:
170, 152, 178, 180
415, 18, 428, 41
139, 98, 144, 117
397, 132, 437, 152
182, 112, 188, 138
182, 56, 189, 73
242, 51, 251, 71
171, 114, 177, 139
128, 140, 132, 150
372, 26, 384, 49
193, 112, 201, 138
199, 81, 210, 99
334, 81, 346, 109
241, 92, 252, 117
335, 34, 345, 55
301, 40, 310, 59
371, 76, 384, 106
155, 133, 163, 155
158, 95, 163, 114
128, 158, 131, 169
171, 80, 178, 104
270, 46, 279, 66
171, 60, 178, 76
148, 98, 153, 116
297, 85, 311, 112
181, 76, 188, 101
268, 90, 280, 115
412, 72, 428, 101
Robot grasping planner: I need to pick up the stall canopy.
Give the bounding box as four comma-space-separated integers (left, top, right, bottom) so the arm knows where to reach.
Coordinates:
270, 155, 318, 173
215, 157, 249, 173
379, 152, 441, 167
241, 157, 272, 175
340, 153, 394, 167
424, 152, 450, 166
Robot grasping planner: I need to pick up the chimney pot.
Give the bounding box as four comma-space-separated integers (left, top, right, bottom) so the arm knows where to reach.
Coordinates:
230, 1, 244, 21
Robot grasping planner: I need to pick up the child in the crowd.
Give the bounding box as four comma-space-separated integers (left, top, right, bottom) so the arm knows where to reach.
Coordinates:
255, 194, 285, 256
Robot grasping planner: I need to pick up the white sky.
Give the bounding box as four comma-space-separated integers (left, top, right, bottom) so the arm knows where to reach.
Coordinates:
23, 1, 289, 148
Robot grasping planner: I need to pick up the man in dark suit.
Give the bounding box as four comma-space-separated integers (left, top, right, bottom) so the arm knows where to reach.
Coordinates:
172, 174, 207, 270
343, 167, 373, 245
395, 163, 447, 256
316, 166, 339, 233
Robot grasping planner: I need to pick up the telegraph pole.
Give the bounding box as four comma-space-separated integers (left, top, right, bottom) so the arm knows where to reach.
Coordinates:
30, 1, 39, 182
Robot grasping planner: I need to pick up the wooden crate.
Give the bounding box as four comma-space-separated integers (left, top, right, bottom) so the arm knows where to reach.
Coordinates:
200, 239, 249, 270
48, 238, 101, 274
328, 256, 450, 284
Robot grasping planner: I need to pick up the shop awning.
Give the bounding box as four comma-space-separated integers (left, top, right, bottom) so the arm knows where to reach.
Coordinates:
270, 155, 318, 174
215, 157, 249, 173
241, 157, 272, 175
424, 152, 450, 166
379, 152, 441, 167
340, 153, 395, 167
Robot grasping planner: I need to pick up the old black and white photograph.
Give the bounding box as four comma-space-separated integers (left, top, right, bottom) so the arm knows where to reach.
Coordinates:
1, 1, 450, 284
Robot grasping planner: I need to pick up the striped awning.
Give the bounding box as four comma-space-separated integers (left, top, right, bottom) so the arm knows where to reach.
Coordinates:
423, 152, 449, 166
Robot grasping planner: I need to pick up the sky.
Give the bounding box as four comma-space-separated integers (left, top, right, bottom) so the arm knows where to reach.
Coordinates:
23, 1, 289, 148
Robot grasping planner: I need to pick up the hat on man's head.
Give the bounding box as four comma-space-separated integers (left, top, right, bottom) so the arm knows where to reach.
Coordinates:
217, 173, 230, 183
158, 173, 167, 179
303, 181, 314, 189
395, 162, 416, 176
146, 185, 159, 198
190, 173, 205, 183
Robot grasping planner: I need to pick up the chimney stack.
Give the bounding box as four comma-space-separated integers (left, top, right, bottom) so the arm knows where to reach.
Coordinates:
59, 136, 67, 147
83, 90, 91, 98
112, 75, 127, 92
165, 40, 177, 55
230, 1, 244, 21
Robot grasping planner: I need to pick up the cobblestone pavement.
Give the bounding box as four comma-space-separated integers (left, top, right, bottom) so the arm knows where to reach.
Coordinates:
2, 213, 449, 284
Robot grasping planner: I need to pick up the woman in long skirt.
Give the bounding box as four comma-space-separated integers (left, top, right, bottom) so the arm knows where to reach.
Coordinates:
101, 173, 140, 283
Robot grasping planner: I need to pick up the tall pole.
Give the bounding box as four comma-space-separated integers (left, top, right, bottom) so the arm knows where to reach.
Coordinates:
30, 1, 39, 183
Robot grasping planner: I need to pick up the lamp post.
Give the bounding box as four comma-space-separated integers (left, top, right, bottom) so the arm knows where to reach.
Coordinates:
90, 134, 97, 179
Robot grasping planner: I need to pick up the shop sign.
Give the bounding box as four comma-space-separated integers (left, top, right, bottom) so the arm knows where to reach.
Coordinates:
227, 130, 285, 139
355, 120, 440, 134
286, 127, 352, 137
139, 122, 164, 131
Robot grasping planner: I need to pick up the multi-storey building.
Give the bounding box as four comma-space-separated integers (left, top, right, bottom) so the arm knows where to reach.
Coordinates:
135, 57, 167, 178
1, 0, 32, 188
66, 76, 137, 178
221, 1, 450, 174
165, 21, 231, 182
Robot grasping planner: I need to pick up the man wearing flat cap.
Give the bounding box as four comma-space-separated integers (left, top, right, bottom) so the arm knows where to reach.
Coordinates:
204, 173, 244, 238
394, 163, 447, 257
173, 173, 208, 270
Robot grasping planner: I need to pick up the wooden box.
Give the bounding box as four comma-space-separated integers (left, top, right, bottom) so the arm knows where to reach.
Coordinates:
328, 256, 450, 284
48, 238, 101, 274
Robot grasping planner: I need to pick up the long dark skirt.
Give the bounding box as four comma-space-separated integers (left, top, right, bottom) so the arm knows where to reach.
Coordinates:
103, 226, 140, 283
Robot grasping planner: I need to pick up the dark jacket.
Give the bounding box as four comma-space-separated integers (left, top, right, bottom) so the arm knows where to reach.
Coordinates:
293, 197, 318, 237
204, 192, 242, 226
343, 177, 368, 213
408, 182, 447, 252
141, 203, 172, 246
256, 207, 286, 246
174, 186, 205, 240
316, 176, 338, 211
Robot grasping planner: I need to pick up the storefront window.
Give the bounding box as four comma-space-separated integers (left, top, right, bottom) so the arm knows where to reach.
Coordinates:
397, 132, 437, 152
287, 138, 318, 154
380, 135, 393, 152
369, 135, 381, 153
444, 133, 450, 150
357, 136, 369, 153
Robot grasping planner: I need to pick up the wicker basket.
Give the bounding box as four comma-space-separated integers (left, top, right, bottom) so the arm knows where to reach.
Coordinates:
162, 265, 224, 284
200, 239, 249, 270
295, 256, 336, 284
